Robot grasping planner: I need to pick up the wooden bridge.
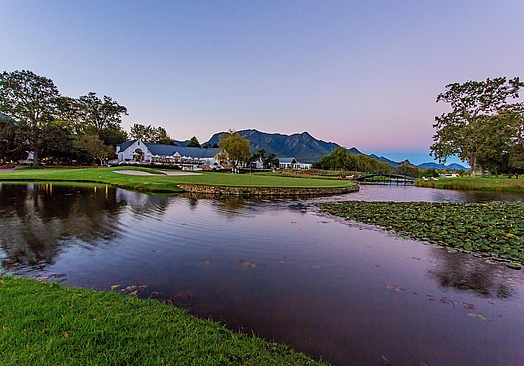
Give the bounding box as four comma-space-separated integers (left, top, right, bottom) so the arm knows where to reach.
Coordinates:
355, 173, 416, 185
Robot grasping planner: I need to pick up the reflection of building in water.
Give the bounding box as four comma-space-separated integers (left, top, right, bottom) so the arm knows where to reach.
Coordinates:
115, 189, 172, 215
429, 247, 516, 299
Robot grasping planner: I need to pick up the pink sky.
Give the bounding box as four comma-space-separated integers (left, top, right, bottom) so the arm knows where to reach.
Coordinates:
1, 1, 523, 164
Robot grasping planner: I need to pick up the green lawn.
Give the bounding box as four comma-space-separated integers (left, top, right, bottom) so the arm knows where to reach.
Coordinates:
318, 201, 524, 268
0, 276, 325, 366
0, 167, 356, 194
415, 176, 524, 193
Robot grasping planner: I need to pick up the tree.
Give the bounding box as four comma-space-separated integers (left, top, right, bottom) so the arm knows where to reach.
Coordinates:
506, 104, 524, 177
0, 114, 29, 163
75, 134, 114, 166
217, 129, 251, 167
129, 124, 170, 144
40, 119, 75, 165
431, 77, 523, 178
396, 160, 420, 177
99, 125, 127, 148
313, 147, 357, 170
263, 153, 279, 169
475, 110, 518, 177
187, 136, 200, 147
155, 127, 171, 145
77, 92, 128, 133
0, 70, 61, 166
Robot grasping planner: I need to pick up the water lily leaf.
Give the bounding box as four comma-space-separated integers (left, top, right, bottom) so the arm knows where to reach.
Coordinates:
243, 262, 256, 268
111, 285, 120, 290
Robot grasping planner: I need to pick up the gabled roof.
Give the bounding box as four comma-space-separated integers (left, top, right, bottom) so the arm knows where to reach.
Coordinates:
118, 140, 137, 152
118, 140, 220, 158
147, 144, 220, 158
279, 158, 298, 164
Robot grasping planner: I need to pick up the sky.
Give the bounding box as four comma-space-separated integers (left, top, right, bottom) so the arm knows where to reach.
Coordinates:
1, 1, 523, 165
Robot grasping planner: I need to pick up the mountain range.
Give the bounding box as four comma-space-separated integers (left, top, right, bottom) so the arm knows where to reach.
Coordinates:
175, 129, 467, 171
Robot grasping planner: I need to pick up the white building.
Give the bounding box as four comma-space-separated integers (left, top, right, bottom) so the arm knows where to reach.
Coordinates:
116, 140, 222, 169
278, 157, 311, 170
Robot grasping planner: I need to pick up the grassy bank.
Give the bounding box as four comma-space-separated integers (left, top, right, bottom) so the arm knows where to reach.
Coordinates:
318, 201, 524, 268
0, 167, 356, 194
415, 176, 524, 193
0, 276, 325, 366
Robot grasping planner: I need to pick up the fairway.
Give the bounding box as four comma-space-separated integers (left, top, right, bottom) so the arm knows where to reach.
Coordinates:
0, 167, 356, 194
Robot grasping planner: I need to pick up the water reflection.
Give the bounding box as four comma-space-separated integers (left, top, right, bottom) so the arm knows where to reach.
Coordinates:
1, 184, 523, 365
429, 248, 515, 299
313, 184, 524, 203
1, 184, 128, 273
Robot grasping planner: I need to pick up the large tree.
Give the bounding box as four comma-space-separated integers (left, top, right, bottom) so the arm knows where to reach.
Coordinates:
129, 123, 171, 144
77, 92, 128, 133
0, 114, 29, 163
76, 92, 128, 150
0, 70, 61, 166
431, 77, 523, 178
217, 129, 251, 168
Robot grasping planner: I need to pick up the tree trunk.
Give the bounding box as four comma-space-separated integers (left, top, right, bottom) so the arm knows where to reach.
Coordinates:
33, 150, 40, 167
469, 152, 476, 178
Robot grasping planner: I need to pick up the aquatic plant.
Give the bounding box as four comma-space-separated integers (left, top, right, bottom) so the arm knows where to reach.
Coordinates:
318, 201, 524, 266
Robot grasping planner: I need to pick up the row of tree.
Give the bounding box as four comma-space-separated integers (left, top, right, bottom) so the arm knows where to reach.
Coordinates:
431, 77, 524, 178
312, 147, 391, 172
0, 70, 129, 166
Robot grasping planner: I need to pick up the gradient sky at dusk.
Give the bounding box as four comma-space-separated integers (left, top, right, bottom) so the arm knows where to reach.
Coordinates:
2, 1, 523, 164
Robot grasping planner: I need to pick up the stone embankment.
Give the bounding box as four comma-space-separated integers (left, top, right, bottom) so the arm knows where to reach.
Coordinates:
177, 184, 359, 197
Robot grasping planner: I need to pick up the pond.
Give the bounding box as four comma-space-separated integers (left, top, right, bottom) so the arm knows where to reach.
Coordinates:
1, 183, 523, 366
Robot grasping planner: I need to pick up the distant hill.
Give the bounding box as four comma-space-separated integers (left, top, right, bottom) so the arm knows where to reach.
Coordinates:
191, 128, 467, 170
417, 162, 467, 171
204, 129, 339, 163
172, 139, 190, 147
368, 153, 399, 169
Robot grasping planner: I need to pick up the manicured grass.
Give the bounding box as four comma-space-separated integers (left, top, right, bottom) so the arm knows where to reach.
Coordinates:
318, 201, 524, 268
415, 176, 524, 193
0, 276, 325, 366
0, 167, 356, 194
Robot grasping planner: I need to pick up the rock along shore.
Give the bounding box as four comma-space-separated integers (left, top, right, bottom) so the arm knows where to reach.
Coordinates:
176, 184, 359, 197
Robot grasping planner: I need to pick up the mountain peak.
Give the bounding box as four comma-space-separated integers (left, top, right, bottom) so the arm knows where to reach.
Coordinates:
204, 129, 339, 163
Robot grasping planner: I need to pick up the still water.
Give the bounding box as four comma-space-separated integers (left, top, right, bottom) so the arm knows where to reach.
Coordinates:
1, 183, 523, 365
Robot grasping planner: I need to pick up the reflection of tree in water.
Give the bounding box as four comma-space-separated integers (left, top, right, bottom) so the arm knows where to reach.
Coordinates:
429, 247, 515, 299
0, 184, 126, 273
179, 193, 253, 219
287, 201, 310, 214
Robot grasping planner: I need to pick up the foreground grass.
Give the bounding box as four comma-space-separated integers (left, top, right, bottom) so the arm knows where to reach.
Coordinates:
0, 167, 355, 194
415, 176, 524, 193
0, 276, 325, 366
318, 201, 524, 267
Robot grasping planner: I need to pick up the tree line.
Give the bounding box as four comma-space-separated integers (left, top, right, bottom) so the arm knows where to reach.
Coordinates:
312, 147, 392, 172
431, 76, 524, 178
0, 70, 129, 166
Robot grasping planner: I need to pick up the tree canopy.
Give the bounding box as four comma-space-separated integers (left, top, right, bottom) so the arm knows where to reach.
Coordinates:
431, 77, 523, 178
0, 70, 61, 166
130, 124, 171, 144
313, 147, 391, 172
187, 136, 200, 147
0, 70, 128, 166
218, 130, 251, 167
